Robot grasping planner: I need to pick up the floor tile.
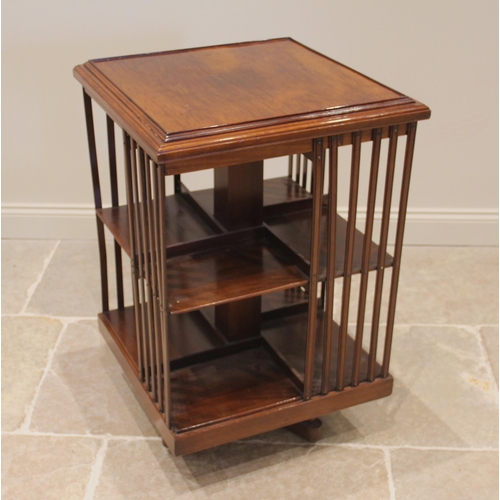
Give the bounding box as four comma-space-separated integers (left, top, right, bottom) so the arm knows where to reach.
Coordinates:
480, 326, 499, 385
394, 247, 498, 325
319, 325, 499, 448
94, 440, 390, 500
391, 449, 498, 500
2, 316, 62, 431
26, 240, 132, 318
1, 240, 57, 314
1, 434, 101, 500
29, 320, 157, 437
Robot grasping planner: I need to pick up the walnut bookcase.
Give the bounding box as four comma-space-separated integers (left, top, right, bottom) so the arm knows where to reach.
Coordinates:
74, 38, 430, 456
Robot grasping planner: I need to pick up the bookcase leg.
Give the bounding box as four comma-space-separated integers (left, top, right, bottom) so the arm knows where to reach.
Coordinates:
285, 418, 323, 443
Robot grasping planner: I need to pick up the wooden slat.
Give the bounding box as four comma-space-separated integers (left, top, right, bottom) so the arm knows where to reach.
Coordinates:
139, 148, 157, 399
123, 131, 144, 381
157, 163, 171, 425
368, 125, 399, 381
131, 141, 150, 390
321, 135, 338, 394
83, 91, 109, 313
352, 128, 382, 386
337, 131, 361, 391
143, 154, 162, 406
106, 115, 124, 310
303, 138, 325, 400
383, 123, 418, 377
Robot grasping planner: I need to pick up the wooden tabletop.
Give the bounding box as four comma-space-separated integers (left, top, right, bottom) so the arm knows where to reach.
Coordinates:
74, 38, 430, 164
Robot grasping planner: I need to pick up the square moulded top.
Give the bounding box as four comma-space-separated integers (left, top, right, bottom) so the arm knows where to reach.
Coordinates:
74, 38, 430, 163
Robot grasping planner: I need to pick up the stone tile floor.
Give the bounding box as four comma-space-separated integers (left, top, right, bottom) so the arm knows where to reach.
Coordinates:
2, 240, 498, 499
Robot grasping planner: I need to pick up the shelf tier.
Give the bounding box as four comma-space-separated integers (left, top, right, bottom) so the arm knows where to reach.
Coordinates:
100, 306, 225, 375
99, 306, 302, 433
100, 303, 382, 434
96, 193, 218, 258
171, 346, 302, 433
97, 179, 392, 289
262, 310, 382, 395
265, 206, 393, 276
180, 179, 393, 278
166, 227, 308, 314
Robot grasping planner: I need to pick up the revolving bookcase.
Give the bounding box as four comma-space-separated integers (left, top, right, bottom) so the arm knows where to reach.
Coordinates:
74, 38, 430, 456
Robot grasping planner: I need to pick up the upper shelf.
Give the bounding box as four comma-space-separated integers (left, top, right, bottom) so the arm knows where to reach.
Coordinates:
182, 178, 393, 277
74, 38, 431, 164
98, 178, 392, 282
96, 193, 218, 257
166, 227, 308, 315
265, 206, 393, 277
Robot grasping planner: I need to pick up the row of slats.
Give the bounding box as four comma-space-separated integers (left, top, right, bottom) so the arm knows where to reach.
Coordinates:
302, 123, 418, 398
123, 134, 170, 423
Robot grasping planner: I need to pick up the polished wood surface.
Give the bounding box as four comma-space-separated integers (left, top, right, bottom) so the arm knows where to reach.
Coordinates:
214, 161, 264, 230
97, 194, 216, 257
83, 39, 404, 139
166, 232, 308, 314
74, 39, 430, 164
170, 347, 301, 432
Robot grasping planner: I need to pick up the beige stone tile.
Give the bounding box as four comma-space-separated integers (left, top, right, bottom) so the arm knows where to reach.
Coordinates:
25, 240, 132, 318
2, 434, 100, 500
1, 240, 57, 314
480, 326, 499, 385
393, 247, 498, 325
391, 449, 498, 500
95, 439, 390, 500
319, 325, 499, 448
30, 320, 157, 437
2, 316, 63, 431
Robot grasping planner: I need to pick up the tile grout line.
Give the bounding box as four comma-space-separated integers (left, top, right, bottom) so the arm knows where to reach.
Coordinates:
18, 320, 68, 432
83, 438, 108, 500
3, 430, 498, 453
2, 430, 162, 441
1, 312, 97, 322
468, 325, 499, 400
19, 240, 61, 314
241, 439, 499, 452
383, 449, 396, 500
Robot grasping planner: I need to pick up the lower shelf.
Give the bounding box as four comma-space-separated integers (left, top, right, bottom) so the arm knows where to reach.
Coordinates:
100, 307, 225, 375
99, 305, 391, 455
171, 346, 301, 433
262, 310, 382, 394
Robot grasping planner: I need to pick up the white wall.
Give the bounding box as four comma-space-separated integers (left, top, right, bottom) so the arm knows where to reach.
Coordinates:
2, 0, 498, 244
